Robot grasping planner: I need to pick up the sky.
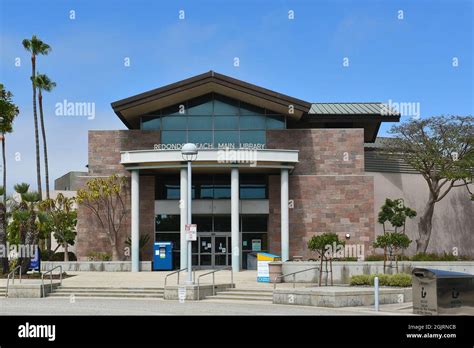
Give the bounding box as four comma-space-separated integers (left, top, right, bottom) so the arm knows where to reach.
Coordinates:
0, 0, 472, 193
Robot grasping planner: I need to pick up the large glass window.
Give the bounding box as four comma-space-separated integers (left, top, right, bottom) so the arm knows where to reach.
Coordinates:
241, 215, 268, 232
141, 116, 161, 130
240, 175, 267, 199
156, 174, 267, 200
161, 116, 187, 130
188, 130, 213, 145
161, 130, 187, 144
140, 93, 286, 146
156, 214, 180, 231
155, 176, 180, 199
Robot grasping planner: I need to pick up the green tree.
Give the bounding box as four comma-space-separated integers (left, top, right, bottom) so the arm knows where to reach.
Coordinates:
373, 232, 412, 273
0, 84, 19, 273
40, 193, 77, 261
22, 35, 51, 201
386, 116, 473, 252
76, 175, 127, 261
378, 198, 417, 234
308, 233, 345, 286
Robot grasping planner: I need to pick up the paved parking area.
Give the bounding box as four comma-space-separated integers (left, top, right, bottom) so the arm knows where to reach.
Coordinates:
0, 297, 412, 316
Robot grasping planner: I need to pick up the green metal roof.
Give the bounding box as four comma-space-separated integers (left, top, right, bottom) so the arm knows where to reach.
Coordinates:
309, 103, 400, 116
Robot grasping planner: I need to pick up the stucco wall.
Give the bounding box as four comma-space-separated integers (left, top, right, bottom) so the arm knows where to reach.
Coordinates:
370, 171, 474, 257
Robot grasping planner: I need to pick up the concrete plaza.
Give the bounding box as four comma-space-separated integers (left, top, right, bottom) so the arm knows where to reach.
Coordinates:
0, 297, 413, 316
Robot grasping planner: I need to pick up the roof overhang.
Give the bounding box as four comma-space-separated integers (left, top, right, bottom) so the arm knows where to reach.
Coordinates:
120, 148, 299, 170
112, 71, 311, 129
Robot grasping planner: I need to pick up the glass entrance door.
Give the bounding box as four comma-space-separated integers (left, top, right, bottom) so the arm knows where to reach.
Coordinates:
194, 233, 231, 269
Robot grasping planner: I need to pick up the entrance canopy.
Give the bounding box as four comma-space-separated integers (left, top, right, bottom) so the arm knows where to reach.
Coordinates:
121, 148, 299, 171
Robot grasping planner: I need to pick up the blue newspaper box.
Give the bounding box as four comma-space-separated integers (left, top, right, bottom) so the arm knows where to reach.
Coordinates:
153, 242, 173, 271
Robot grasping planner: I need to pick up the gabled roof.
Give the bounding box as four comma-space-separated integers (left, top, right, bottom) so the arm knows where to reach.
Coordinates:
110, 71, 400, 138
111, 71, 311, 129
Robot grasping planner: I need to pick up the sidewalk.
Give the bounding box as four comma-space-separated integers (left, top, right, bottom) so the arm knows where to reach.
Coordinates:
51, 270, 318, 289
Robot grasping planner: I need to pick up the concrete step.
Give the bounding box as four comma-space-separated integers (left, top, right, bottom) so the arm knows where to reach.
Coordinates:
215, 291, 273, 298
225, 288, 273, 294
48, 292, 163, 298
48, 286, 164, 299
205, 295, 273, 302
55, 286, 164, 291
53, 288, 164, 294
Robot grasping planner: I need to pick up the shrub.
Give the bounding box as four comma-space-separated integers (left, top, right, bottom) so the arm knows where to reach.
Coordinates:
365, 254, 385, 261
87, 252, 111, 261
387, 273, 412, 287
350, 274, 370, 286
369, 273, 391, 286
349, 273, 412, 287
41, 250, 55, 261
50, 252, 77, 261
411, 252, 459, 261
336, 257, 358, 262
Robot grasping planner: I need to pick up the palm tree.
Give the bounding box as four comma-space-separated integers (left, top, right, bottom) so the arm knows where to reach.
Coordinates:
12, 184, 40, 274
22, 35, 51, 200
32, 74, 56, 251
32, 74, 55, 201
0, 84, 19, 273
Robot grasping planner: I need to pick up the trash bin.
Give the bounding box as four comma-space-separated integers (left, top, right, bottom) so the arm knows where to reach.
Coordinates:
269, 262, 283, 283
412, 268, 474, 315
257, 253, 281, 282
247, 252, 258, 270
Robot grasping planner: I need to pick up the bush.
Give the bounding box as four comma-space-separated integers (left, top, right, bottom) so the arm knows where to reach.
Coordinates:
350, 273, 412, 287
336, 257, 358, 261
369, 273, 391, 286
87, 252, 112, 261
411, 252, 459, 261
365, 254, 385, 261
349, 274, 370, 286
50, 252, 77, 261
387, 273, 412, 287
40, 250, 55, 261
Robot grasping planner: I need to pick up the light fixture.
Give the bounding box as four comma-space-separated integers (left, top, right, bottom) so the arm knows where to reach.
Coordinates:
345, 233, 351, 239
181, 143, 198, 161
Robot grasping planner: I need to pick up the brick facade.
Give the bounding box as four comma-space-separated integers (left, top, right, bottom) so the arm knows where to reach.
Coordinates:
77, 127, 374, 262
76, 130, 159, 261
267, 129, 375, 259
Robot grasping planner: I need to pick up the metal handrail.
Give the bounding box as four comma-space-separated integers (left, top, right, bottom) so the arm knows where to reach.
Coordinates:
164, 268, 196, 287
197, 267, 233, 300
273, 266, 320, 290
5, 265, 22, 298
41, 265, 63, 298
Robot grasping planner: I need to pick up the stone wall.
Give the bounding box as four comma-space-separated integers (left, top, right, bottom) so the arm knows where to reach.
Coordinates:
266, 129, 374, 260
76, 130, 159, 261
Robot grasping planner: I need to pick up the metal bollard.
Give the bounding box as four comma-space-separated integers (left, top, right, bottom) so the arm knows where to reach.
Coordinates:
374, 276, 379, 312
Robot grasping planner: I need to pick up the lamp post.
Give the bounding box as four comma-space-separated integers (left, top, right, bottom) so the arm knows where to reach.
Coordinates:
182, 143, 198, 284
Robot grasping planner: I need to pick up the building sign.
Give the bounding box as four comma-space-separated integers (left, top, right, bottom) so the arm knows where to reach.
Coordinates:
185, 224, 197, 241
257, 253, 281, 283
154, 143, 266, 150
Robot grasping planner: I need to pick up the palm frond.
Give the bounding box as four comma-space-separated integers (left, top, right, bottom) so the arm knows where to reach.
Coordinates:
14, 183, 29, 194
